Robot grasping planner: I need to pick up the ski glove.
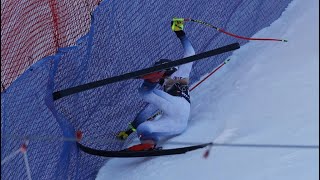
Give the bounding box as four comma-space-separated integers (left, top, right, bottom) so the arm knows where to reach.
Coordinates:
117, 131, 129, 140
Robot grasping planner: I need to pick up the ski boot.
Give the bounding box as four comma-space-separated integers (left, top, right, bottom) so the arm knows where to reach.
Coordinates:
126, 140, 156, 151
116, 123, 136, 140
126, 143, 155, 151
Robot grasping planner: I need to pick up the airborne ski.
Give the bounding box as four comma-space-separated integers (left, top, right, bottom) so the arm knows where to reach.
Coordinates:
76, 142, 213, 158
53, 42, 240, 100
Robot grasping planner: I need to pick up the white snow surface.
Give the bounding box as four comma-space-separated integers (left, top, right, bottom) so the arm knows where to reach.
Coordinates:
96, 0, 319, 179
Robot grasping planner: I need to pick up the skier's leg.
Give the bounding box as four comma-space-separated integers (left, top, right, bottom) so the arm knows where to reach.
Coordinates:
138, 81, 176, 113
137, 81, 183, 142
137, 98, 190, 143
137, 117, 186, 143
138, 81, 190, 140
117, 81, 161, 140
130, 103, 159, 128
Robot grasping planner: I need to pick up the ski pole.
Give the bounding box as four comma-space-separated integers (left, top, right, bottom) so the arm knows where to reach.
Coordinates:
190, 58, 231, 91
180, 18, 288, 42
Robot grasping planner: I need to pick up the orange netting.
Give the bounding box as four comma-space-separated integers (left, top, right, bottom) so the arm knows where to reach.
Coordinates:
1, 0, 101, 92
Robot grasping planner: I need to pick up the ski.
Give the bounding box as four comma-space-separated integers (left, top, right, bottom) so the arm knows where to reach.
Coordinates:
53, 42, 240, 100
76, 142, 213, 158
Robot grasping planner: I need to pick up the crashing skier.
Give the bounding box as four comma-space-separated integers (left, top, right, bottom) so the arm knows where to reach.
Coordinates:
118, 18, 196, 151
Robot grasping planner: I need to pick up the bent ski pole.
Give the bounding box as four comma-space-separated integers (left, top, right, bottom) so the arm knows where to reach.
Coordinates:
175, 18, 288, 42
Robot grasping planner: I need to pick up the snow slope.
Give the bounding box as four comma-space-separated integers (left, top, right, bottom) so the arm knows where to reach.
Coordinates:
96, 0, 319, 179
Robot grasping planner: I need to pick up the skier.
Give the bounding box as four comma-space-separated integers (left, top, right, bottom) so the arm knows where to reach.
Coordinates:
121, 18, 196, 151
116, 60, 177, 140
116, 18, 190, 141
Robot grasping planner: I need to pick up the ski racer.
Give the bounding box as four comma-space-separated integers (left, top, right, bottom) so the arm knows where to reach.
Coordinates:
121, 18, 196, 151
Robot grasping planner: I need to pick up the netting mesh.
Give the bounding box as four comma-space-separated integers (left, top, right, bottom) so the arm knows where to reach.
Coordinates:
1, 0, 292, 179
1, 0, 101, 92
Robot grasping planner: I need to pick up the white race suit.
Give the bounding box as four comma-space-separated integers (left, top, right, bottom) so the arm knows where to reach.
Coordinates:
137, 33, 195, 142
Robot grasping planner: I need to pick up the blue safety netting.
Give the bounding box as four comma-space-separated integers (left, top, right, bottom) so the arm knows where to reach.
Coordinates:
1, 0, 292, 179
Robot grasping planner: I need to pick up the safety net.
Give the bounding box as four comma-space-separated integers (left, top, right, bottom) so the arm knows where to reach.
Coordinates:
1, 0, 292, 179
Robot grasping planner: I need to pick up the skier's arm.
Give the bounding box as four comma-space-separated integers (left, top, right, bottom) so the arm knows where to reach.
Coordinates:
170, 24, 195, 81
176, 31, 195, 58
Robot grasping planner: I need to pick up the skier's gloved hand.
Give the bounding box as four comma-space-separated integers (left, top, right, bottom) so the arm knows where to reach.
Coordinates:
117, 131, 129, 140
171, 18, 185, 31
